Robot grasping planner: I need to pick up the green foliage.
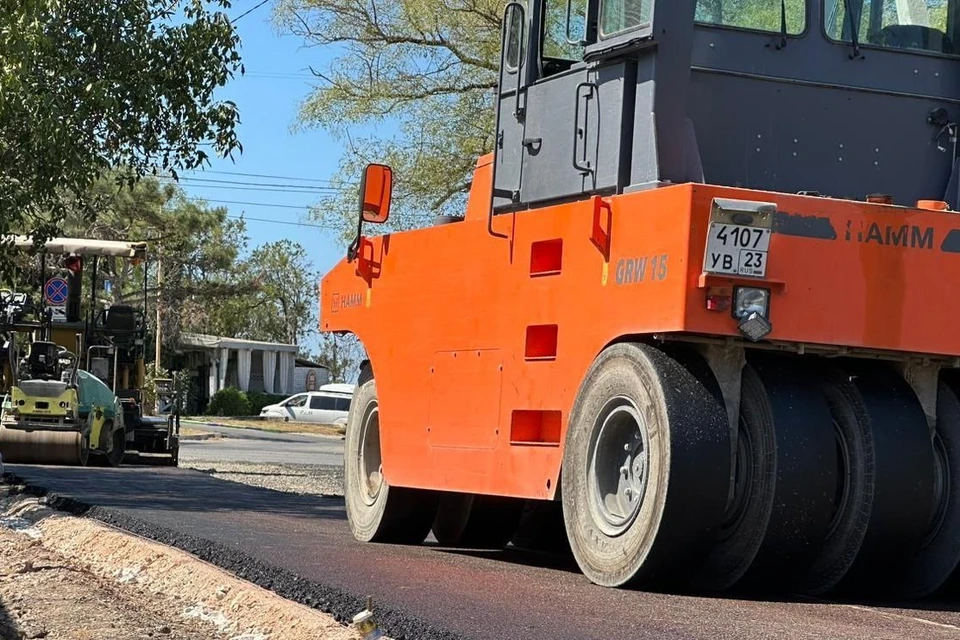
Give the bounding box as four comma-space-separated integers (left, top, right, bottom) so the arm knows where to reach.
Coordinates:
4, 168, 321, 355
200, 239, 320, 346
246, 391, 287, 415
206, 387, 251, 416
0, 0, 243, 277
315, 332, 364, 383
274, 0, 500, 243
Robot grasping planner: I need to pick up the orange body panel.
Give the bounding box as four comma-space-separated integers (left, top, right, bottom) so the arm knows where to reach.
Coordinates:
321, 156, 960, 501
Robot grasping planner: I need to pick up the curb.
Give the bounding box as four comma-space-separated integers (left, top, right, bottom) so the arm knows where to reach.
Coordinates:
0, 474, 466, 640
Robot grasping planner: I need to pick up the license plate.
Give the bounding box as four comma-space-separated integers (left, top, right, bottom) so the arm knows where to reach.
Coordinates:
704, 223, 771, 277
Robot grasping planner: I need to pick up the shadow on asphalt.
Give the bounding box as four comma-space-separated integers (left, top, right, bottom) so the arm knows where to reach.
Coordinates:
6, 465, 347, 521
430, 542, 960, 614
431, 544, 581, 574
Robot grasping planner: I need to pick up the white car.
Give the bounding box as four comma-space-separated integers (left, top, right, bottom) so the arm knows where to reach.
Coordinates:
259, 384, 355, 424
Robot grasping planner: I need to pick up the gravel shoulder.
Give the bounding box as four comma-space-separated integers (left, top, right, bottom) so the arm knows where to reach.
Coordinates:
183, 418, 345, 438
0, 492, 362, 640
179, 460, 344, 497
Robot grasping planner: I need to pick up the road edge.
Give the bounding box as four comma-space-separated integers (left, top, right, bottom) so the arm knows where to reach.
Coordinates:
0, 472, 471, 640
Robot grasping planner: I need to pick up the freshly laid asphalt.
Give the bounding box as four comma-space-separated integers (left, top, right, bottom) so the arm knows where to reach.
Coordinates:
6, 464, 960, 640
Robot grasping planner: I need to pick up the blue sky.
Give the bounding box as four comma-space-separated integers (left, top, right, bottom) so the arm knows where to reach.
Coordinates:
176, 2, 351, 352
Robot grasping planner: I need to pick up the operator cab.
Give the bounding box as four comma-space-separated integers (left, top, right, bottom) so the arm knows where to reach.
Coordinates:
493, 0, 960, 210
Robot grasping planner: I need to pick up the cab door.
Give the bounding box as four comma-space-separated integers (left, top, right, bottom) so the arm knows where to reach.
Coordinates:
492, 1, 531, 210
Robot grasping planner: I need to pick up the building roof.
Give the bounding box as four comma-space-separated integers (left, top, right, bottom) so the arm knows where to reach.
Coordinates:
295, 357, 327, 368
179, 332, 299, 353
8, 235, 148, 259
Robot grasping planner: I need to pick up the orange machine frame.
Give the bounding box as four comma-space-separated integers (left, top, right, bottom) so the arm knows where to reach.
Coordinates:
321, 154, 960, 501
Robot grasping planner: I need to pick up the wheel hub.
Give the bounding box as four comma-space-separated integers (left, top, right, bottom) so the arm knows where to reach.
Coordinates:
358, 404, 384, 506
588, 398, 649, 536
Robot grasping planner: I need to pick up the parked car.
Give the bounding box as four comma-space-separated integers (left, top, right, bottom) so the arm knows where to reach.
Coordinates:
259, 383, 356, 424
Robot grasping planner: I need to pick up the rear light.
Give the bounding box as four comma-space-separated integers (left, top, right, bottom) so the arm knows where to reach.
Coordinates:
705, 286, 732, 312
733, 287, 770, 320
733, 286, 772, 342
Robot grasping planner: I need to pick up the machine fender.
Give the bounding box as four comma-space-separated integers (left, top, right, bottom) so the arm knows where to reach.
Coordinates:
89, 409, 108, 452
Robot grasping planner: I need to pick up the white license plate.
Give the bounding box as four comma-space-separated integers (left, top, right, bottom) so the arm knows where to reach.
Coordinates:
705, 223, 771, 277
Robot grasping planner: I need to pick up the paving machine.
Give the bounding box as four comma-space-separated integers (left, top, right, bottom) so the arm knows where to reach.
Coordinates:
2, 236, 179, 466
321, 0, 960, 601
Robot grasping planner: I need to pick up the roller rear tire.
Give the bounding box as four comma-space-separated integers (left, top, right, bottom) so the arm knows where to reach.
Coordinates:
432, 492, 525, 549
737, 355, 838, 589
344, 374, 438, 544
834, 362, 934, 595
797, 362, 874, 595
561, 343, 729, 588
899, 377, 960, 598
690, 362, 775, 592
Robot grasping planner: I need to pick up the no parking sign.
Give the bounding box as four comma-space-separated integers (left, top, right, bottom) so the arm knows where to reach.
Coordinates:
44, 276, 68, 322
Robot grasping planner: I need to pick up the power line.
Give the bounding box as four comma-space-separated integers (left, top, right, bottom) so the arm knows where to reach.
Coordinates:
176, 176, 344, 191
226, 214, 331, 229
181, 169, 354, 186
191, 197, 312, 210
231, 0, 271, 23
173, 182, 337, 195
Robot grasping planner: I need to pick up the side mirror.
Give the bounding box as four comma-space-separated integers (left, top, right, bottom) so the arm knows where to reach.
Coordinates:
359, 163, 393, 224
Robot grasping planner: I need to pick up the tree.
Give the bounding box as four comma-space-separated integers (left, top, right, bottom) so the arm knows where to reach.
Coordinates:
315, 332, 364, 383
201, 239, 321, 346
0, 0, 243, 277
273, 0, 501, 243
4, 168, 250, 358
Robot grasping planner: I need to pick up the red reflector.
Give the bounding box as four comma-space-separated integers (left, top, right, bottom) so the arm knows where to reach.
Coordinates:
705, 286, 732, 312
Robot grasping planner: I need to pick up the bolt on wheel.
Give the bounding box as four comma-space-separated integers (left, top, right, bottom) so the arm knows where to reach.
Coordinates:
587, 398, 650, 537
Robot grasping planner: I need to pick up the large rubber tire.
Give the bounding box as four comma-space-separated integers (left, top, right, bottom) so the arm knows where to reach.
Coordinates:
797, 363, 874, 596
738, 355, 838, 589
511, 500, 571, 555
432, 492, 525, 549
344, 374, 438, 544
899, 377, 960, 598
561, 343, 729, 588
690, 362, 776, 592
834, 362, 934, 595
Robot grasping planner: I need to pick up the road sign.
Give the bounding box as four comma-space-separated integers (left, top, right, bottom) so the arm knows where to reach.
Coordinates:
47, 305, 66, 323
44, 277, 69, 306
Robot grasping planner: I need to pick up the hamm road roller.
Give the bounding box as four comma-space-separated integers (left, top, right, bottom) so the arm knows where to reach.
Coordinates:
321, 0, 960, 599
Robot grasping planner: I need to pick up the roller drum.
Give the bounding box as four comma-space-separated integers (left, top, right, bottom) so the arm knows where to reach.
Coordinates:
0, 426, 88, 465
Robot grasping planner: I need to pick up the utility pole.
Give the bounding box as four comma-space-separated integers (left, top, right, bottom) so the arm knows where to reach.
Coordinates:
155, 248, 162, 373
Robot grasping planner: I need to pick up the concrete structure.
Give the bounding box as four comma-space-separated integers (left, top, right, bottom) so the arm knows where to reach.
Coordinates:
176, 334, 306, 411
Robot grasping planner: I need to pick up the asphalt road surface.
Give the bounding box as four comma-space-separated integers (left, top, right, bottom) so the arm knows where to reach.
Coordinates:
180, 425, 344, 466
6, 465, 960, 640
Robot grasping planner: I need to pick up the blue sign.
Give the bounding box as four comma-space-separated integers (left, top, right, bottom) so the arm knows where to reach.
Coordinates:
44, 277, 68, 305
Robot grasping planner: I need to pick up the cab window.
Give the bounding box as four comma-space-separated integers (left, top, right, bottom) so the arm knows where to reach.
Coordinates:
311, 395, 339, 410
505, 4, 525, 70
283, 394, 307, 407
824, 0, 958, 56
695, 0, 807, 34
600, 0, 653, 36
543, 0, 588, 61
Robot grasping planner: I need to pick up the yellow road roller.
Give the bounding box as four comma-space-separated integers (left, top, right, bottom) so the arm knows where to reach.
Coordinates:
0, 338, 125, 466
